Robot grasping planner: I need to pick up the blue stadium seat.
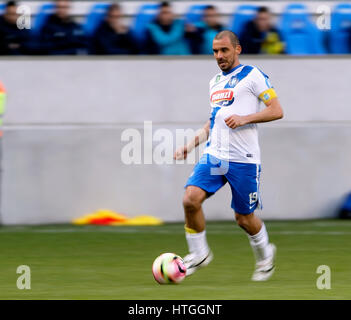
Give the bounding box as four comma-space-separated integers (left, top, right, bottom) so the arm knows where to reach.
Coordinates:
83, 3, 110, 37
330, 3, 351, 53
132, 3, 160, 43
229, 4, 258, 38
185, 4, 207, 24
279, 3, 326, 54
32, 3, 55, 35
0, 3, 6, 15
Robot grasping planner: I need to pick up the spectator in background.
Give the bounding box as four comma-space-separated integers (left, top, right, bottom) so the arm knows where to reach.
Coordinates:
40, 0, 87, 55
240, 7, 284, 54
0, 1, 30, 55
91, 4, 137, 55
188, 5, 224, 54
145, 2, 190, 55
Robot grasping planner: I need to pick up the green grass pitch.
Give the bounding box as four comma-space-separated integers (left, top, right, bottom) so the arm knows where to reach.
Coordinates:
0, 220, 350, 300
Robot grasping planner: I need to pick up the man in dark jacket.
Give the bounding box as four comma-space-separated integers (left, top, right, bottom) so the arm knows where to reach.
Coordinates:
145, 2, 190, 55
0, 1, 30, 55
188, 5, 224, 54
240, 6, 284, 54
40, 0, 87, 55
90, 4, 137, 55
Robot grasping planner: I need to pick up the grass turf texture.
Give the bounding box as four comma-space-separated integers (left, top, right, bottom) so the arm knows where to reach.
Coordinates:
0, 220, 350, 300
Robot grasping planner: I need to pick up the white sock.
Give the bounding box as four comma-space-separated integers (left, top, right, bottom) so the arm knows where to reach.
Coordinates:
185, 230, 210, 259
247, 223, 272, 262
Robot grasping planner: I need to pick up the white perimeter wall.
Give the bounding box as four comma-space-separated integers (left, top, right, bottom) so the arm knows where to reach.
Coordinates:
1, 56, 351, 224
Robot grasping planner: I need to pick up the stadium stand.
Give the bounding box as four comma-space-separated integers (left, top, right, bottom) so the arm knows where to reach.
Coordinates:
131, 3, 159, 44
279, 3, 326, 54
228, 4, 258, 38
83, 2, 110, 37
0, 1, 350, 55
185, 3, 207, 24
32, 2, 55, 35
330, 3, 351, 53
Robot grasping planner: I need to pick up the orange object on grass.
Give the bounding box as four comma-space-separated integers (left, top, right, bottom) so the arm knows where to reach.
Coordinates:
72, 209, 163, 226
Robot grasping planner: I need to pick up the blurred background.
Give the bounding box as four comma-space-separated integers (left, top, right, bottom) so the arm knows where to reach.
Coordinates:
0, 0, 351, 225
0, 0, 351, 301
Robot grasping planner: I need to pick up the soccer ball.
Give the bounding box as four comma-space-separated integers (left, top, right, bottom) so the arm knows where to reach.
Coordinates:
152, 253, 186, 284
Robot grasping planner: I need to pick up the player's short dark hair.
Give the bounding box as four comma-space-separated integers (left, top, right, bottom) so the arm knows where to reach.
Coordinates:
257, 6, 270, 14
6, 1, 17, 8
214, 30, 240, 47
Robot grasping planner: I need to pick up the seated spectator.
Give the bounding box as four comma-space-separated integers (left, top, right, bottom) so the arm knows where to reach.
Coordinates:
240, 6, 284, 54
188, 5, 224, 54
0, 1, 30, 55
90, 4, 137, 55
39, 0, 87, 55
145, 2, 190, 55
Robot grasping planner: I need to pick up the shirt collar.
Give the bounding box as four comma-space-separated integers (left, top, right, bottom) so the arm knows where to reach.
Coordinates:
222, 64, 243, 76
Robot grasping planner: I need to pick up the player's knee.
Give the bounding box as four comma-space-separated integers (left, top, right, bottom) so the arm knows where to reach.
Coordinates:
235, 213, 251, 231
183, 193, 202, 213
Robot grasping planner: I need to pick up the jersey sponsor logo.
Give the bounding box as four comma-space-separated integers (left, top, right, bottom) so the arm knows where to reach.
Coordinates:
210, 89, 234, 107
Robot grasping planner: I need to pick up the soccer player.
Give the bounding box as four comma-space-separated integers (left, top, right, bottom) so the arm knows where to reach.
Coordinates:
174, 30, 283, 281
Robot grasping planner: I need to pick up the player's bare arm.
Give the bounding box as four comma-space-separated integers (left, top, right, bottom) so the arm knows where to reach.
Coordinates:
173, 120, 210, 160
224, 97, 283, 129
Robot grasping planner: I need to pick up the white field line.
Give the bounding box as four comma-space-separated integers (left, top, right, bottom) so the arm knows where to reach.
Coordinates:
0, 228, 351, 235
